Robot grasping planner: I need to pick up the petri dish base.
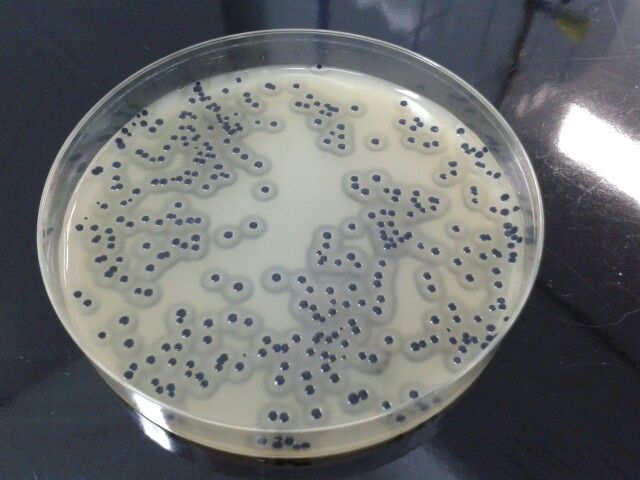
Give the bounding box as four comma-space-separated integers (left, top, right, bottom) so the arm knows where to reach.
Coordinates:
38, 30, 543, 459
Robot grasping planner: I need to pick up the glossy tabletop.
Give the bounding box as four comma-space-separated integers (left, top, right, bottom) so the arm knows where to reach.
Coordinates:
1, 1, 640, 479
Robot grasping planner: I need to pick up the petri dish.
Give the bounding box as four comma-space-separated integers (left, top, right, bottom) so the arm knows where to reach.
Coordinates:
38, 29, 543, 459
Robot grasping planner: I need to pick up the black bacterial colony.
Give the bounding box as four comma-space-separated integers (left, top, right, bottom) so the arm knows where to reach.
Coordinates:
61, 66, 525, 455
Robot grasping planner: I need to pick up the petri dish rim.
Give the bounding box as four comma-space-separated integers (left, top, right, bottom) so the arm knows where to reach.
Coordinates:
37, 28, 544, 446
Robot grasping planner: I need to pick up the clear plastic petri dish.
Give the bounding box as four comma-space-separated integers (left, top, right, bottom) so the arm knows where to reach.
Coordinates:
37, 29, 543, 459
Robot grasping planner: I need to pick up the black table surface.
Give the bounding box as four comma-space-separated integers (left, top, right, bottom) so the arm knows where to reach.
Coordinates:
2, 1, 640, 479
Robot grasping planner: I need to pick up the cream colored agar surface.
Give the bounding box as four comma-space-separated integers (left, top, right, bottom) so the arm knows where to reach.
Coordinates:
60, 66, 524, 437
